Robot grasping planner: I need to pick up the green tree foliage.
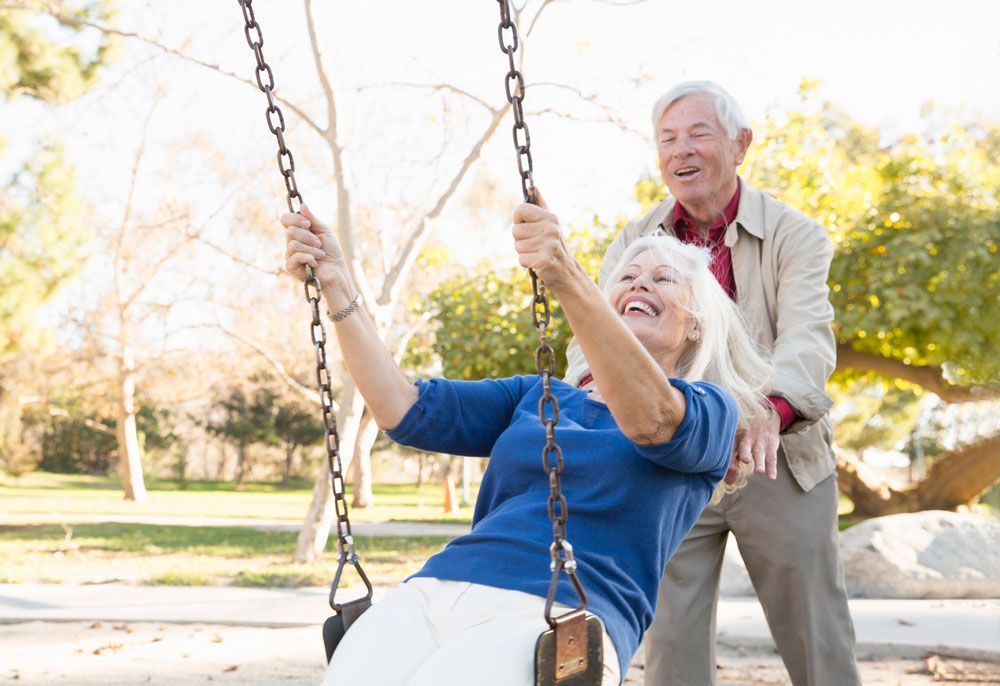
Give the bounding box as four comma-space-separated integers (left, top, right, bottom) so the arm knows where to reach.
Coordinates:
833, 383, 921, 456
38, 407, 116, 474
273, 401, 324, 483
0, 1, 118, 102
201, 382, 322, 484
419, 221, 615, 381
741, 83, 999, 389
0, 1, 118, 469
34, 392, 178, 475
827, 138, 999, 387
0, 144, 88, 361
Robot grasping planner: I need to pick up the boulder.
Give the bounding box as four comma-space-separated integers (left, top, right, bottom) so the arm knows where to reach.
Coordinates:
840, 510, 1000, 599
717, 511, 1000, 599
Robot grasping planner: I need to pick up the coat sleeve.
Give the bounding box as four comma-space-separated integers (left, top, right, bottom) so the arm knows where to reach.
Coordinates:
769, 220, 837, 434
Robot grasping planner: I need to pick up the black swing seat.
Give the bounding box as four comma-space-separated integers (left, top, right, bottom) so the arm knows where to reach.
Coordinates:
323, 548, 374, 663
322, 595, 372, 663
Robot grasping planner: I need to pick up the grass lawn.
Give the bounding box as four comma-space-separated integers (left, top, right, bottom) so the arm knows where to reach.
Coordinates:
0, 472, 476, 524
0, 522, 449, 588
0, 472, 865, 588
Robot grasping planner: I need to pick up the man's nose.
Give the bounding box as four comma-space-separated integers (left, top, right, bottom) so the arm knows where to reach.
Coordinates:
672, 142, 695, 158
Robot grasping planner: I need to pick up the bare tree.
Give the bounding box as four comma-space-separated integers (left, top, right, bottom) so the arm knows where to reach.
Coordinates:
31, 0, 645, 560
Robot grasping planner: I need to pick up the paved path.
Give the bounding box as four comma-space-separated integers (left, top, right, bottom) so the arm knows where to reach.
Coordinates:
2, 584, 998, 660
0, 512, 471, 537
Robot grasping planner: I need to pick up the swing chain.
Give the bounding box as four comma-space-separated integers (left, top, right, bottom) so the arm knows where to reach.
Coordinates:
495, 0, 585, 623
496, 0, 535, 203
237, 0, 361, 583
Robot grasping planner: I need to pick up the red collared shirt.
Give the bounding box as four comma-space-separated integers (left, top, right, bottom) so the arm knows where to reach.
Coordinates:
671, 184, 740, 298
671, 185, 797, 431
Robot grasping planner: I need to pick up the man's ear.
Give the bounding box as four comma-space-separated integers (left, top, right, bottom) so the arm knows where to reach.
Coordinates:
735, 128, 753, 166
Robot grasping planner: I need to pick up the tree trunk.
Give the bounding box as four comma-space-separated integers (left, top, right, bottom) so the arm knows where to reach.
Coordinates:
283, 442, 295, 484
236, 438, 248, 487
215, 441, 227, 481
294, 380, 366, 563
116, 344, 147, 502
837, 433, 1000, 517
351, 413, 378, 508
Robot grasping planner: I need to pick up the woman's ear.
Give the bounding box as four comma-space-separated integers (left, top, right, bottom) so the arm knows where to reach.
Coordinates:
687, 327, 701, 342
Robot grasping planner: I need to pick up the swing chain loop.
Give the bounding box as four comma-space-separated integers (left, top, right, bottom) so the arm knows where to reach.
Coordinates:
238, 1, 366, 599
495, 0, 587, 621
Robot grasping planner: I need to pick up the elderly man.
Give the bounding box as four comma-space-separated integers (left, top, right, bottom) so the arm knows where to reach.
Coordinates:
563, 80, 860, 685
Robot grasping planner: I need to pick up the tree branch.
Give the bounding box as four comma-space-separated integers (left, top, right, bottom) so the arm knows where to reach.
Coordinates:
215, 322, 334, 411
196, 235, 282, 276
379, 109, 507, 306
916, 433, 1000, 508
836, 344, 1000, 403
44, 406, 116, 436
353, 82, 498, 114
301, 0, 370, 306
836, 434, 1000, 516
8, 1, 325, 139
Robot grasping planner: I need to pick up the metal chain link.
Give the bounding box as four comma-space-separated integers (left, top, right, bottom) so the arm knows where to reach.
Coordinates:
237, 0, 368, 607
495, 0, 587, 624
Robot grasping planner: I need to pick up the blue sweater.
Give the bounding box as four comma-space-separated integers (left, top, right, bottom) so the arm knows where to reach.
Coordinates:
386, 374, 736, 679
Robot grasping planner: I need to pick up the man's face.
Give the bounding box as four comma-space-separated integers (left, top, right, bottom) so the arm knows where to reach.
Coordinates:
656, 93, 750, 213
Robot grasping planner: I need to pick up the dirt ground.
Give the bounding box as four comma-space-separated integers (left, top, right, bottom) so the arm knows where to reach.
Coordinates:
2, 621, 997, 685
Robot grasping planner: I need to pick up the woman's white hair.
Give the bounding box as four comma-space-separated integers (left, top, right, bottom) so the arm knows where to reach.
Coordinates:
650, 80, 750, 141
602, 235, 773, 496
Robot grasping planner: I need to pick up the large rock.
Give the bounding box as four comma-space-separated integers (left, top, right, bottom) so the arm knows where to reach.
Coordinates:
840, 511, 1000, 599
718, 512, 1000, 599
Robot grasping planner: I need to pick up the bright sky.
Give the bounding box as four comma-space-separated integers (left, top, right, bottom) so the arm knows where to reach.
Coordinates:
6, 0, 999, 309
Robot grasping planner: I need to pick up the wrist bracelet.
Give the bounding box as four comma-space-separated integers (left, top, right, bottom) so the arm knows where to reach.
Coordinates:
327, 293, 363, 322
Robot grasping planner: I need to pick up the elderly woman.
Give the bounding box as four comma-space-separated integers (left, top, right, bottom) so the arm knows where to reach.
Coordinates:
279, 194, 770, 686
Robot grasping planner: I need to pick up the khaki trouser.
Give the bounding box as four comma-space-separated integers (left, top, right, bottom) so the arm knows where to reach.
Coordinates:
644, 453, 860, 686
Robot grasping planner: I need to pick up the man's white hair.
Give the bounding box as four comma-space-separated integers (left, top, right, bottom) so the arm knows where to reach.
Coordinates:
651, 80, 750, 140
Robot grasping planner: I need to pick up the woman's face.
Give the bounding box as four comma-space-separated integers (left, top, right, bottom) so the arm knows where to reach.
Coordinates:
608, 249, 695, 365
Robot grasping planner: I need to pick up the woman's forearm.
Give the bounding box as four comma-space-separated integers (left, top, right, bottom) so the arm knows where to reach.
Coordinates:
552, 267, 686, 444
323, 278, 418, 431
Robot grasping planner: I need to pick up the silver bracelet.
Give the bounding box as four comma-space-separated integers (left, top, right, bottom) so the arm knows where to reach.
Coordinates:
327, 293, 363, 322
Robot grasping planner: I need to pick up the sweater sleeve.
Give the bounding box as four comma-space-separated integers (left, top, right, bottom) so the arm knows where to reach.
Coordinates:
386, 376, 534, 457
633, 380, 737, 476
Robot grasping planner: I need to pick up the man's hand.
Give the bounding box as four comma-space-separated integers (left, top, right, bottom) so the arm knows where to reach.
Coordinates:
730, 406, 781, 482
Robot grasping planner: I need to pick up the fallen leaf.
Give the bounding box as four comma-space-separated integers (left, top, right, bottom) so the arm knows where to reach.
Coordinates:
92, 642, 124, 656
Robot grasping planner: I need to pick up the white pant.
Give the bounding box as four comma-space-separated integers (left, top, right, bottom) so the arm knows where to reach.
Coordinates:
323, 577, 620, 686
